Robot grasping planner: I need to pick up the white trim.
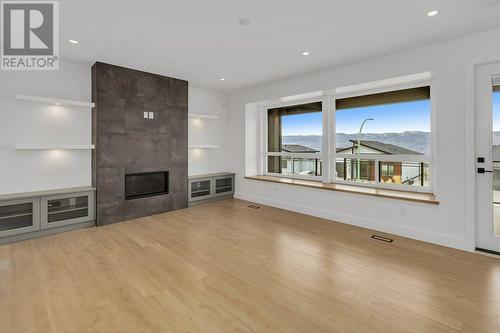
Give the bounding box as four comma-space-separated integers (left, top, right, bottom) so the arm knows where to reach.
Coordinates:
464, 53, 500, 252
333, 72, 432, 99
235, 191, 465, 250
15, 94, 94, 108
321, 94, 333, 183
15, 144, 95, 150
429, 76, 438, 197
188, 145, 219, 149
188, 113, 219, 120
257, 93, 325, 109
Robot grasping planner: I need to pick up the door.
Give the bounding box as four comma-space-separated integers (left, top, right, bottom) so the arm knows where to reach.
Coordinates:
476, 62, 500, 252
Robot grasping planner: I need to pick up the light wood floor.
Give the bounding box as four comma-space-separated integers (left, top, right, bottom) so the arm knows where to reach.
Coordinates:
1, 199, 500, 333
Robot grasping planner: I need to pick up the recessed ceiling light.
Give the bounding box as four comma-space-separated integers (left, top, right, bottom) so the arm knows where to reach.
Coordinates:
302, 51, 310, 56
238, 18, 251, 26
427, 10, 439, 17
68, 39, 79, 44
219, 78, 226, 81
55, 102, 61, 106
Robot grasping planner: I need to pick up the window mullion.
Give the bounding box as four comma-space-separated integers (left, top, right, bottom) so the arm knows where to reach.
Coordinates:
329, 95, 336, 183
374, 157, 380, 185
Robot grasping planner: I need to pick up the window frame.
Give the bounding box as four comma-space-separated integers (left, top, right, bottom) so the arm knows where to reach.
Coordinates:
261, 74, 435, 193
263, 96, 327, 182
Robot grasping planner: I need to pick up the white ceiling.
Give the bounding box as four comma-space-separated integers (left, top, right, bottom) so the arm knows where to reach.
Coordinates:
60, 0, 500, 92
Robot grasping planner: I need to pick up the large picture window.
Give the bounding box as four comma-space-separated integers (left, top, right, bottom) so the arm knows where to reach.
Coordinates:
335, 86, 431, 188
262, 79, 433, 191
267, 102, 323, 178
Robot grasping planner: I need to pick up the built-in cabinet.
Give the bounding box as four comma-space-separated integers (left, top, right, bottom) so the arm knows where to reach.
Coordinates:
0, 198, 40, 238
189, 173, 235, 205
0, 187, 95, 243
41, 191, 95, 229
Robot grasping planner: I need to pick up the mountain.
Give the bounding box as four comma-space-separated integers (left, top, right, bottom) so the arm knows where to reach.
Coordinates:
283, 131, 431, 155
493, 132, 500, 146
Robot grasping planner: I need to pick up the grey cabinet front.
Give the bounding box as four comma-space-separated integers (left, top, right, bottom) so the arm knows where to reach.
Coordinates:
189, 178, 213, 201
213, 176, 234, 197
0, 198, 40, 237
41, 191, 95, 229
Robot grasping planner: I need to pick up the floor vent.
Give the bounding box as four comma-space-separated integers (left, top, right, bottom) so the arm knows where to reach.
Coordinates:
248, 205, 261, 209
371, 235, 393, 243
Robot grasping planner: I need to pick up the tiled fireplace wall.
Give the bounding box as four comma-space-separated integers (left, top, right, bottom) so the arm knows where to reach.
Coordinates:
92, 62, 188, 225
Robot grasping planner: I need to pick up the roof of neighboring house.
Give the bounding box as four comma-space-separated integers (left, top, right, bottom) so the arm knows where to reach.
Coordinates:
336, 140, 423, 155
282, 144, 319, 153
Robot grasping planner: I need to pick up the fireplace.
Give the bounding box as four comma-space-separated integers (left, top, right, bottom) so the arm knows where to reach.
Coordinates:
125, 171, 169, 200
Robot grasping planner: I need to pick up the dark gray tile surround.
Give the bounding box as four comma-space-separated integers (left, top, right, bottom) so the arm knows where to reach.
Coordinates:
92, 62, 188, 226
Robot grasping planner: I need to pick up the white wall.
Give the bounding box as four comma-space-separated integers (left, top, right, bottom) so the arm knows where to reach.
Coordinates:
0, 61, 92, 195
188, 85, 229, 176
0, 63, 228, 194
226, 28, 500, 251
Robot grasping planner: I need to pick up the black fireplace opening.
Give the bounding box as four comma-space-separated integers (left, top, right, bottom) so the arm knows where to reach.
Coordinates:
125, 171, 169, 200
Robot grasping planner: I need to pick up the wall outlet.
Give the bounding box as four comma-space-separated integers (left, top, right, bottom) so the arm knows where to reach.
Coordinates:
143, 111, 148, 119
149, 112, 154, 119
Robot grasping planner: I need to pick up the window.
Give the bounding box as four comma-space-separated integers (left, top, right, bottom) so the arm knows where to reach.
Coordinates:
335, 86, 431, 189
381, 164, 395, 177
261, 77, 433, 191
267, 102, 323, 178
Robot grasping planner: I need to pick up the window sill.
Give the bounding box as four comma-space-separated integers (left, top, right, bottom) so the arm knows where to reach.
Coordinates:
245, 175, 439, 205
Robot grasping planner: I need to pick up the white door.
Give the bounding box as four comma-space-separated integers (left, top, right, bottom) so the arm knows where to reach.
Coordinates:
476, 62, 500, 253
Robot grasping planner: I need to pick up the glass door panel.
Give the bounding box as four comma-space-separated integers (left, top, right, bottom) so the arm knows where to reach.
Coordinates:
47, 195, 89, 223
0, 198, 40, 237
492, 86, 500, 236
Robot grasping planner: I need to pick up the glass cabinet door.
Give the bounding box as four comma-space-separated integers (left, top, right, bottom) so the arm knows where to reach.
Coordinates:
189, 178, 213, 201
41, 191, 95, 229
0, 198, 40, 237
214, 176, 234, 197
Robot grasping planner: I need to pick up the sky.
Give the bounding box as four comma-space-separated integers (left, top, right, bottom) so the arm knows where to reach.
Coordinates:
493, 92, 500, 131
281, 100, 431, 136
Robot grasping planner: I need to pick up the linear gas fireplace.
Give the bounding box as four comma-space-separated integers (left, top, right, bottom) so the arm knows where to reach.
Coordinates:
125, 171, 169, 200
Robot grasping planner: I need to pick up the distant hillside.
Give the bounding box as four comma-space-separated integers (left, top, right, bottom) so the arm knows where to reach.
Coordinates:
494, 132, 500, 146
283, 131, 431, 155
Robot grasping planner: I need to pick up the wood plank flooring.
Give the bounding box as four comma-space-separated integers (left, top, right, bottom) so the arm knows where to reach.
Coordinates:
1, 198, 500, 332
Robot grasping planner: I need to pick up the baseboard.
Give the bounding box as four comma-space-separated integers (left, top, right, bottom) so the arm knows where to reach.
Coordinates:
235, 192, 466, 251
0, 220, 95, 245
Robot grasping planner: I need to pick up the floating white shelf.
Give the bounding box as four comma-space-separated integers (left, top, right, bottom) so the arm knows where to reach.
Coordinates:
188, 145, 219, 149
188, 113, 219, 120
15, 144, 95, 150
15, 94, 95, 108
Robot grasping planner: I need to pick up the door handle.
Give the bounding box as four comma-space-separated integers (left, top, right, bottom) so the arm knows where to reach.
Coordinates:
478, 168, 493, 174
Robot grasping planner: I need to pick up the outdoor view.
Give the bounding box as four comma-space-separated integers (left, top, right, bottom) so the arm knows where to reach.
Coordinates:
278, 110, 323, 177
335, 98, 430, 186
279, 90, 431, 186
492, 90, 500, 235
